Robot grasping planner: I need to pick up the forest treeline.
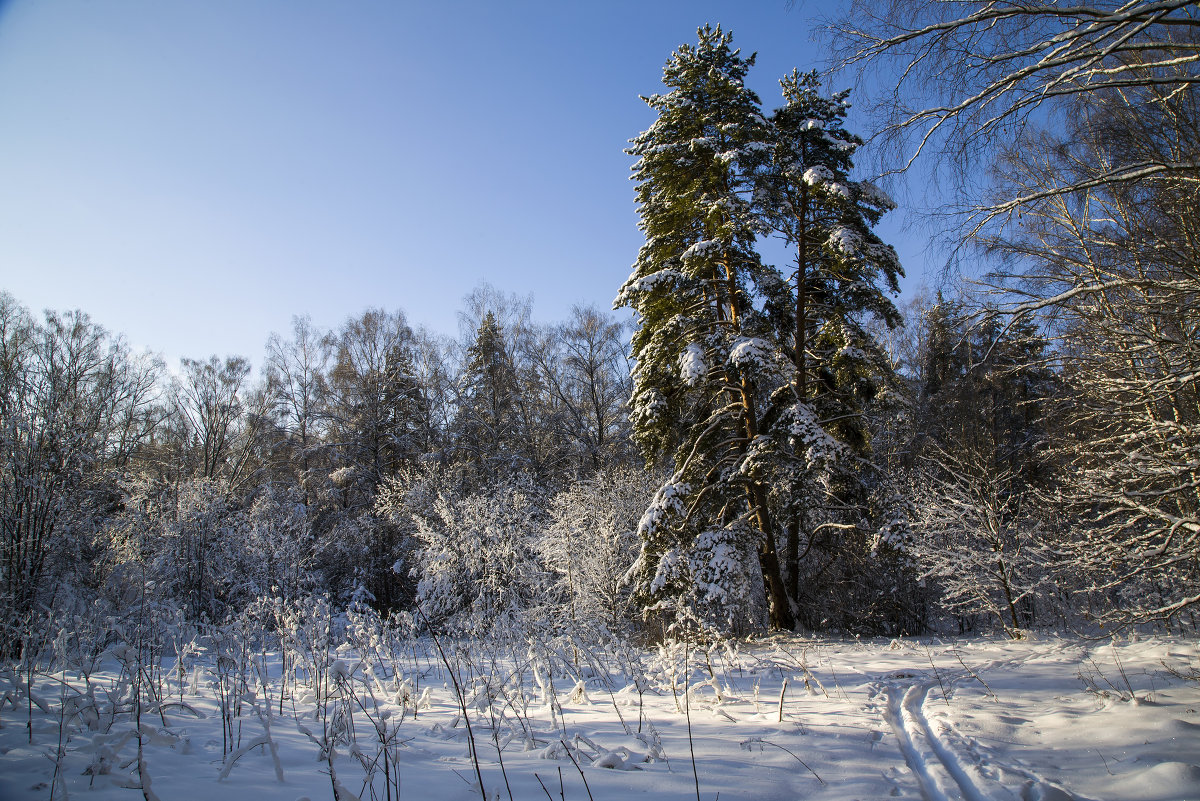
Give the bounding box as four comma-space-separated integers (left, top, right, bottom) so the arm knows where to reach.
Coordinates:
2, 4, 1197, 651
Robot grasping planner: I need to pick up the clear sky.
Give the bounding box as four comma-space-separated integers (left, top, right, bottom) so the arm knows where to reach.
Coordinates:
0, 0, 926, 368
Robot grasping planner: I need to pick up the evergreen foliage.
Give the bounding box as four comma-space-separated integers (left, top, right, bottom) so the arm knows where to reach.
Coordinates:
454, 311, 523, 475
618, 27, 908, 633
617, 25, 795, 631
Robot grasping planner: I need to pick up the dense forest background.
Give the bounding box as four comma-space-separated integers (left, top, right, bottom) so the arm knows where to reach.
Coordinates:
2, 3, 1197, 654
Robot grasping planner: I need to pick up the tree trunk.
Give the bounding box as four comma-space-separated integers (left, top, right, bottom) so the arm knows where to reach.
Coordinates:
786, 200, 810, 617
785, 516, 800, 603
751, 482, 795, 630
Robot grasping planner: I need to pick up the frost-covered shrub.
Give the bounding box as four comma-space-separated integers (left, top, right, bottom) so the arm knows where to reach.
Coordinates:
101, 477, 243, 620
541, 466, 658, 631
408, 476, 548, 634
99, 478, 326, 621
242, 486, 318, 602
907, 467, 1050, 636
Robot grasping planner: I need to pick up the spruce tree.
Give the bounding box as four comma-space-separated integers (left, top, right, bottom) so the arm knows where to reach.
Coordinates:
455, 311, 523, 476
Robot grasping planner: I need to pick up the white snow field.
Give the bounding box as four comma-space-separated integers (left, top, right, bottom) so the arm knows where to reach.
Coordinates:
1, 630, 1197, 801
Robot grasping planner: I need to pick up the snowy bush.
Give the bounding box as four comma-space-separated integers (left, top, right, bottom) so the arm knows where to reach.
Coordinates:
908, 466, 1050, 636
541, 466, 658, 632
407, 475, 549, 634
242, 486, 317, 601
100, 477, 244, 620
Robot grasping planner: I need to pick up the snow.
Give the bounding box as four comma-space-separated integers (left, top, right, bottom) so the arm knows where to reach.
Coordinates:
679, 342, 707, 386
686, 527, 756, 619
785, 401, 844, 468
828, 226, 863, 257
649, 547, 685, 594
822, 131, 857, 152
630, 386, 668, 429
3, 633, 1197, 801
838, 344, 868, 362
638, 477, 691, 538
802, 165, 834, 186
729, 337, 773, 371
680, 239, 722, 261
828, 182, 852, 200
716, 142, 773, 164
329, 465, 357, 487
624, 268, 683, 296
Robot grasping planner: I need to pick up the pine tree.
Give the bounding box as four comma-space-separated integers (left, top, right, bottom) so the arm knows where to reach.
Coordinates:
764, 69, 902, 400
749, 70, 908, 629
616, 25, 794, 631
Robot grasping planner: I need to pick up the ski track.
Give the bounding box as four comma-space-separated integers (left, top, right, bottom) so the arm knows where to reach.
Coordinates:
883, 675, 1080, 801
885, 683, 957, 801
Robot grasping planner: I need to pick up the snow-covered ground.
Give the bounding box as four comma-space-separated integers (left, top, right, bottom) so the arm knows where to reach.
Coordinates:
2, 631, 1197, 801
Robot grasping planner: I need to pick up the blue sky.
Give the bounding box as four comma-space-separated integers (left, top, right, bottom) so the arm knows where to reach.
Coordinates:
0, 0, 927, 367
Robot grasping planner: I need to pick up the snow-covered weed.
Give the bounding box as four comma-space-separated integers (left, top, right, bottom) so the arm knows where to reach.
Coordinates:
1078, 643, 1150, 703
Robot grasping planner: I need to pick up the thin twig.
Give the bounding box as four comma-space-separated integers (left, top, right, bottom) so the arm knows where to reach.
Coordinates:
926, 648, 950, 706
534, 773, 555, 801
952, 649, 996, 701
683, 635, 701, 801
747, 738, 826, 786
560, 738, 595, 801
415, 608, 487, 801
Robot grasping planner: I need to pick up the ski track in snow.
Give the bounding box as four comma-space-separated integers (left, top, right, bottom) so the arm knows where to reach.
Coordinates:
882, 678, 1080, 801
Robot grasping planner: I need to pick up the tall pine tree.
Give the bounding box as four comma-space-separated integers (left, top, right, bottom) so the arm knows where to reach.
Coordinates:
616, 25, 793, 631
757, 70, 908, 627
454, 311, 523, 476
618, 33, 908, 633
